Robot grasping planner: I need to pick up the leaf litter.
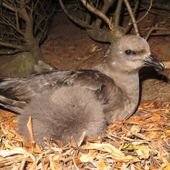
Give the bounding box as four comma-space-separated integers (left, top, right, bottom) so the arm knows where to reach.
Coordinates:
0, 101, 169, 170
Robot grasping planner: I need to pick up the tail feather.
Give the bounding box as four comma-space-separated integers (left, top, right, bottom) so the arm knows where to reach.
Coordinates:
0, 103, 22, 114
0, 95, 25, 113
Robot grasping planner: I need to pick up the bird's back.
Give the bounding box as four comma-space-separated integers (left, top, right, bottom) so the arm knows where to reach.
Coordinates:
0, 70, 115, 112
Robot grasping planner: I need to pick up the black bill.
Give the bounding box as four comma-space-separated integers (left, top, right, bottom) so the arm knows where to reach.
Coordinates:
144, 55, 164, 72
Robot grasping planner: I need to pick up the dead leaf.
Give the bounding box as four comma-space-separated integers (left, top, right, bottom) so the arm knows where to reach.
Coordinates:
135, 145, 150, 159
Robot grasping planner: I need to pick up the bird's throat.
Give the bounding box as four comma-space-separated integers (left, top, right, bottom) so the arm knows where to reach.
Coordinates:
94, 62, 140, 120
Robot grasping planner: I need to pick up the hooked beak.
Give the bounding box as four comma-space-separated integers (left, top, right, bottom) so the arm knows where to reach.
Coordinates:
144, 54, 164, 72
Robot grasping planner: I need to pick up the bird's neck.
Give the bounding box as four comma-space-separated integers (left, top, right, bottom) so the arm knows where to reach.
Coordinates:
111, 70, 139, 103
94, 62, 140, 119
96, 62, 139, 96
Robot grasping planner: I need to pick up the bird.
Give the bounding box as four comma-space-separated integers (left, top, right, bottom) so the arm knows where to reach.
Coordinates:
0, 35, 164, 145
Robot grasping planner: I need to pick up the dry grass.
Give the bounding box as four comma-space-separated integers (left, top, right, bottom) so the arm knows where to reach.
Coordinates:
0, 101, 170, 170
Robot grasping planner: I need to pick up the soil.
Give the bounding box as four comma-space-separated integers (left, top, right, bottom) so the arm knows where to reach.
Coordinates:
41, 12, 170, 102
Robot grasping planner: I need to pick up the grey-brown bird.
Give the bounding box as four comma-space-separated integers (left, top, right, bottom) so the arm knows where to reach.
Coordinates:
0, 35, 164, 144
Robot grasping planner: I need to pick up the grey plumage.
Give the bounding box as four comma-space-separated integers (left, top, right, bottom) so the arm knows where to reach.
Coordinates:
0, 35, 164, 145
18, 86, 106, 145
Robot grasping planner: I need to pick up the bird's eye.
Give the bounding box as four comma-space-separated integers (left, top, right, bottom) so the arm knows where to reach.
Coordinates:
125, 49, 133, 55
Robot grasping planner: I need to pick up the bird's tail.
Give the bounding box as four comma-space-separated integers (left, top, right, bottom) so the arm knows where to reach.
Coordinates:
0, 78, 27, 113
0, 95, 23, 113
18, 85, 106, 145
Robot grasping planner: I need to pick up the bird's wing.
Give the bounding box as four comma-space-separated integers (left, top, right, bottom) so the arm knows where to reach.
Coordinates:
0, 71, 75, 102
0, 70, 114, 112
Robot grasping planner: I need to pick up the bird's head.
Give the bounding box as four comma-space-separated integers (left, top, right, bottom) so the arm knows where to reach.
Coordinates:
107, 35, 164, 73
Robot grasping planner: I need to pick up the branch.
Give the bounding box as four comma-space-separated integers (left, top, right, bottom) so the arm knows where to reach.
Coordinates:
123, 0, 139, 35
1, 2, 25, 36
80, 0, 114, 31
0, 49, 27, 55
33, 1, 55, 36
34, 13, 47, 35
33, 0, 54, 43
59, 0, 94, 29
36, 18, 49, 43
125, 0, 140, 33
0, 16, 24, 36
33, 0, 40, 11
115, 0, 123, 27
95, 0, 115, 28
15, 4, 20, 30
37, 27, 48, 44
2, 1, 16, 12
145, 24, 158, 40
0, 40, 24, 49
142, 1, 170, 11
135, 0, 153, 24
151, 32, 170, 36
